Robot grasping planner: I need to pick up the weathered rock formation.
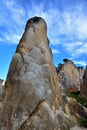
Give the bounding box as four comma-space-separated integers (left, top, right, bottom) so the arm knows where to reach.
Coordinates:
0, 79, 3, 98
0, 79, 4, 111
67, 97, 87, 128
56, 59, 84, 93
0, 17, 72, 130
81, 66, 87, 98
77, 67, 84, 86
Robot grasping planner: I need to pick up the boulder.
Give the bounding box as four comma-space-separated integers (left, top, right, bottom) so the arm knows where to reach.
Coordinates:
56, 60, 83, 93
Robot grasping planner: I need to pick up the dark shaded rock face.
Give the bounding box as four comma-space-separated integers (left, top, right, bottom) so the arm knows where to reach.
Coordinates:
0, 79, 4, 111
81, 67, 87, 98
0, 79, 3, 98
0, 17, 71, 130
56, 60, 84, 93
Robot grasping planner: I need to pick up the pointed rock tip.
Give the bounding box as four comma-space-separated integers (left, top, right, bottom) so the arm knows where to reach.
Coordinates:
28, 16, 44, 23
25, 16, 47, 31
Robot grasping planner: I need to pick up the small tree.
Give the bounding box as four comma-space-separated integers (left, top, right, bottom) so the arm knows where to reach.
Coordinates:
63, 58, 69, 62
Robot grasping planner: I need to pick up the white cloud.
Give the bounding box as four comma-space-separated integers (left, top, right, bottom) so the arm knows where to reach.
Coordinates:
4, 33, 22, 44
52, 49, 60, 54
74, 60, 87, 67
56, 6, 87, 41
63, 42, 83, 52
0, 0, 26, 44
63, 42, 87, 58
73, 43, 87, 56
0, 37, 3, 42
3, 0, 25, 24
0, 0, 87, 47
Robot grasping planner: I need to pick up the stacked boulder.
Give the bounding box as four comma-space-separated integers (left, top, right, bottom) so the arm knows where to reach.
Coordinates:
56, 59, 84, 93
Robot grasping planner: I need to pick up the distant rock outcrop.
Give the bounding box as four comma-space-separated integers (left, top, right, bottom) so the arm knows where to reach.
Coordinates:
0, 17, 72, 130
0, 79, 4, 111
0, 79, 3, 97
56, 59, 84, 93
81, 66, 87, 98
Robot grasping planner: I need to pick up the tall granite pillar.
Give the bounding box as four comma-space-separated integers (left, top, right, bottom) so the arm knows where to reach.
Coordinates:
0, 17, 71, 130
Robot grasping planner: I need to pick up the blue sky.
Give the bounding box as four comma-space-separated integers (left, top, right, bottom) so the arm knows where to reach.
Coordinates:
0, 0, 87, 81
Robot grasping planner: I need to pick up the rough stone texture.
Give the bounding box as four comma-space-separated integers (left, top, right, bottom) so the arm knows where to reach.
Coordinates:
56, 60, 84, 93
0, 79, 4, 111
70, 126, 87, 130
0, 79, 3, 98
81, 66, 87, 98
0, 17, 71, 130
67, 97, 87, 129
68, 97, 87, 118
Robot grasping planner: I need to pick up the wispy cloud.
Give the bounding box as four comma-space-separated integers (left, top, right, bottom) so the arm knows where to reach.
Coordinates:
0, 0, 26, 44
72, 43, 87, 57
52, 49, 60, 54
63, 42, 83, 52
3, 0, 25, 24
0, 0, 87, 67
63, 42, 87, 58
0, 37, 4, 42
74, 60, 87, 67
4, 33, 21, 44
0, 0, 87, 46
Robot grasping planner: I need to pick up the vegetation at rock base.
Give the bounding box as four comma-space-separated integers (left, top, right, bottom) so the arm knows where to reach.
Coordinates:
80, 117, 87, 128
67, 91, 87, 128
67, 91, 87, 107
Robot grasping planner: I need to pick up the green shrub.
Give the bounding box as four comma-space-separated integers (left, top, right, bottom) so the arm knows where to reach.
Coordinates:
80, 117, 87, 128
67, 92, 87, 106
